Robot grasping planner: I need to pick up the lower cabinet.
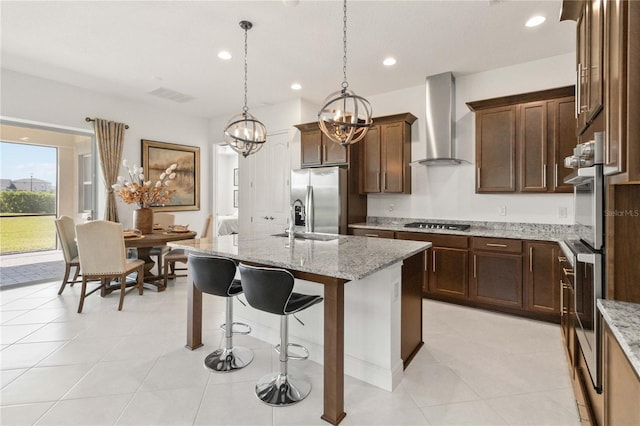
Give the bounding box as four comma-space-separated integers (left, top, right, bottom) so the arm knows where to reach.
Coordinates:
525, 241, 560, 314
350, 228, 395, 239
470, 237, 523, 308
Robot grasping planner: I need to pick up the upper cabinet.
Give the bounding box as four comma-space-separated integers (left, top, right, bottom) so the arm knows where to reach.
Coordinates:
294, 123, 349, 168
577, 0, 605, 133
360, 113, 417, 194
467, 87, 577, 194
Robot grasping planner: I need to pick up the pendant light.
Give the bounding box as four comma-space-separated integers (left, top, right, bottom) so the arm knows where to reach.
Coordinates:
318, 0, 372, 146
224, 20, 266, 158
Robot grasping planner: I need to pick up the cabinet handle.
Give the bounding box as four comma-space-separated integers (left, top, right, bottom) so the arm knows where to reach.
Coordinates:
376, 172, 380, 191
473, 254, 477, 278
555, 163, 559, 189
424, 250, 428, 272
543, 164, 547, 188
383, 172, 387, 191
576, 65, 581, 118
529, 246, 533, 272
477, 168, 481, 188
486, 243, 508, 248
432, 250, 436, 273
562, 267, 575, 276
364, 233, 379, 237
317, 146, 321, 162
558, 256, 567, 262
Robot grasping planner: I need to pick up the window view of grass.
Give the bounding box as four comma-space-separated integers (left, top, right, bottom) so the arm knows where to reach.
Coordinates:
0, 215, 57, 254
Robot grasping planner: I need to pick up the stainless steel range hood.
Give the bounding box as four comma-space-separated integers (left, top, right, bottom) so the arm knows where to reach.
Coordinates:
413, 72, 464, 165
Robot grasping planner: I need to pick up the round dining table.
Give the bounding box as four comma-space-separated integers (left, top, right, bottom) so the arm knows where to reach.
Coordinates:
124, 230, 197, 291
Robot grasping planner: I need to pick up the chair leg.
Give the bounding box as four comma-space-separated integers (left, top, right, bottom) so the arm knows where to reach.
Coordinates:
138, 265, 144, 295
203, 297, 253, 373
58, 263, 71, 295
77, 277, 88, 313
163, 260, 170, 288
117, 273, 127, 311
71, 265, 80, 286
255, 315, 311, 406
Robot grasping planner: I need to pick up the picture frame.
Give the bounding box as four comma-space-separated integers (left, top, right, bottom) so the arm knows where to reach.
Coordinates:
233, 168, 238, 186
233, 190, 239, 208
141, 139, 200, 211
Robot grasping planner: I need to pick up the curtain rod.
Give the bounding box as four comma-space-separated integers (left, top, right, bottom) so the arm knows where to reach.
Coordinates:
85, 117, 130, 129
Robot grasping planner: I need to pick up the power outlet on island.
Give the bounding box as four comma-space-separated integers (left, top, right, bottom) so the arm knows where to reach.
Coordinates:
498, 205, 507, 216
558, 207, 568, 218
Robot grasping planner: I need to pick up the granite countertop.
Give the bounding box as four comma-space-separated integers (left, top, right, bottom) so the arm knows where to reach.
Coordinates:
349, 217, 577, 242
598, 299, 640, 377
168, 233, 430, 281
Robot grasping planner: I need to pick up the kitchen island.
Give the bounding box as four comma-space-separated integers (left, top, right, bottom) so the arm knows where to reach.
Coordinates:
168, 233, 430, 425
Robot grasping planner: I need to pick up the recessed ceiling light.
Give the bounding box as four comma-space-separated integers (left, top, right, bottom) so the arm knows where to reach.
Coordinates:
525, 15, 546, 27
291, 83, 302, 90
218, 50, 232, 60
383, 57, 397, 66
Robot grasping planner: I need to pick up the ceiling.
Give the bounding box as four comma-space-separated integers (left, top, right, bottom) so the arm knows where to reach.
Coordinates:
1, 0, 576, 119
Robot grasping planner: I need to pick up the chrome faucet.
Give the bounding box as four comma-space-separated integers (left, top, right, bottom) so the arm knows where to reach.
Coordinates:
289, 198, 305, 236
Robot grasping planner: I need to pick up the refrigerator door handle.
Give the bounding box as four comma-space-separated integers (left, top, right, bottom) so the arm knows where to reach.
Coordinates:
306, 185, 314, 232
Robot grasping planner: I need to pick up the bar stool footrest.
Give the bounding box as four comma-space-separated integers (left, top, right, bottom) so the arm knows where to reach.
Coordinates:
274, 342, 309, 360
219, 321, 252, 335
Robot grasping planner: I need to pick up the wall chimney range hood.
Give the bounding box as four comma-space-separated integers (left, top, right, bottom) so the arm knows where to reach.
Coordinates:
413, 72, 464, 166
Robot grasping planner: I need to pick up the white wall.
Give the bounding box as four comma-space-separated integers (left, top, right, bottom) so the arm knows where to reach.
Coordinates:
215, 146, 238, 216
1, 69, 211, 230
366, 53, 577, 224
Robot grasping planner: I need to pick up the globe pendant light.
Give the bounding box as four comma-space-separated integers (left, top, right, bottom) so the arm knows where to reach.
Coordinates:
318, 0, 372, 146
224, 21, 266, 158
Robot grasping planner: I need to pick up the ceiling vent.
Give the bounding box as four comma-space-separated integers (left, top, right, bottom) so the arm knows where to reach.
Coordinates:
148, 87, 195, 103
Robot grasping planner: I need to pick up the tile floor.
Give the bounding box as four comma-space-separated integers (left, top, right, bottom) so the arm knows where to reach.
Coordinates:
0, 277, 580, 425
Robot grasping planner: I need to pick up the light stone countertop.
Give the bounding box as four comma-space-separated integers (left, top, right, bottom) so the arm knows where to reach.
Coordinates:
168, 233, 430, 281
350, 217, 577, 242
598, 299, 640, 377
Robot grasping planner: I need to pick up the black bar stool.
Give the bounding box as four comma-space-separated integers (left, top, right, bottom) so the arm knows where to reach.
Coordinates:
238, 263, 323, 406
189, 254, 253, 372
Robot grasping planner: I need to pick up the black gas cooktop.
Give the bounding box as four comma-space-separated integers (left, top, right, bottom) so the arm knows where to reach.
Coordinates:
404, 222, 471, 231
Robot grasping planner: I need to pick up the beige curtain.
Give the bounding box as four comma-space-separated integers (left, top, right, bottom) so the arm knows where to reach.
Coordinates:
93, 119, 126, 222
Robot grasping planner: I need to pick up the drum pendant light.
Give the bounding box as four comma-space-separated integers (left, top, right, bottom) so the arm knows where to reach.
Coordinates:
318, 0, 372, 146
224, 21, 266, 158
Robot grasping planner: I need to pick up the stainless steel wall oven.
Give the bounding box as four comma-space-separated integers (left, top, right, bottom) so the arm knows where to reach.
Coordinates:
562, 132, 605, 392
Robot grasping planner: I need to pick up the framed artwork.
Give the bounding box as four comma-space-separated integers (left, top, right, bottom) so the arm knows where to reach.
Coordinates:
233, 168, 238, 186
233, 190, 239, 208
141, 139, 200, 211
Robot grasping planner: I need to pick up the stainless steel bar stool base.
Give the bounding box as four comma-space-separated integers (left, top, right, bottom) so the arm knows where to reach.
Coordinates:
255, 371, 311, 406
204, 346, 253, 372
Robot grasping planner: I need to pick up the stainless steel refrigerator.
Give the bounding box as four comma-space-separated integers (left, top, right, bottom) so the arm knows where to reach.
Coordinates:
291, 167, 350, 234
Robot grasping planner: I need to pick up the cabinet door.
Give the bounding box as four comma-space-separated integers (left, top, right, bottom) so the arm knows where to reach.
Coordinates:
350, 227, 394, 239
588, 0, 604, 122
603, 0, 627, 175
604, 324, 640, 426
323, 137, 348, 165
476, 106, 517, 192
577, 8, 589, 131
381, 122, 405, 193
519, 101, 548, 192
471, 252, 523, 308
430, 247, 468, 299
361, 125, 381, 193
551, 97, 578, 192
525, 242, 559, 314
301, 130, 322, 167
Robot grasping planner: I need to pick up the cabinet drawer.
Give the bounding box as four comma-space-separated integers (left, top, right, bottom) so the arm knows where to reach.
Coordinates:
351, 228, 395, 239
395, 231, 468, 249
472, 237, 522, 253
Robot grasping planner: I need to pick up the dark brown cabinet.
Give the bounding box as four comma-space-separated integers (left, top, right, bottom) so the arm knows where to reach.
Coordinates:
525, 241, 560, 314
396, 232, 468, 300
560, 254, 576, 368
470, 237, 523, 308
468, 87, 577, 194
350, 228, 395, 239
295, 124, 349, 167
360, 113, 416, 194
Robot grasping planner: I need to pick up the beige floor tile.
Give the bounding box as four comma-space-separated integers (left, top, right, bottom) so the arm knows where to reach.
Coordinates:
116, 387, 203, 425
36, 394, 132, 425
0, 341, 66, 369
0, 401, 55, 425
420, 400, 508, 425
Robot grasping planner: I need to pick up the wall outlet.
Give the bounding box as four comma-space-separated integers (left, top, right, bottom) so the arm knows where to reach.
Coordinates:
499, 205, 507, 216
558, 207, 568, 218
389, 203, 395, 212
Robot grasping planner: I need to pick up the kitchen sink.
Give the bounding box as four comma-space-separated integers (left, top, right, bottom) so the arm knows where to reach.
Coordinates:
271, 232, 339, 242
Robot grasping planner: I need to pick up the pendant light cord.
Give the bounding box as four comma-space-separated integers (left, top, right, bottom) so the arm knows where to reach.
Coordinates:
342, 0, 348, 91
243, 24, 249, 114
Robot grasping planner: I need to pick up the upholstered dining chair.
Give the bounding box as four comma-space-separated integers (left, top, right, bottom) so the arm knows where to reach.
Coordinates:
75, 220, 144, 313
149, 212, 175, 274
54, 215, 82, 295
163, 214, 212, 287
